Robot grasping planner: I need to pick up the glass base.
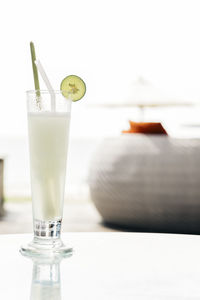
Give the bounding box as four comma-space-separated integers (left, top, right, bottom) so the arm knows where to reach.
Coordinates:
20, 220, 73, 258
20, 240, 73, 258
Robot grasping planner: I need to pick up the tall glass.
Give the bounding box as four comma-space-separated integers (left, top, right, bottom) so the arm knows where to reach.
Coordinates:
20, 90, 72, 257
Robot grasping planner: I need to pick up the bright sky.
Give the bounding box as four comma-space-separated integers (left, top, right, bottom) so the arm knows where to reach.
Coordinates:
0, 0, 200, 137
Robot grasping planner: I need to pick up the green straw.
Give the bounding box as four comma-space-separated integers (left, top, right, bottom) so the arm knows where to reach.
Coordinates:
30, 42, 40, 97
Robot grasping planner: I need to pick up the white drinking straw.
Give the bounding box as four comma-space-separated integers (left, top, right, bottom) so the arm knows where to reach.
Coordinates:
35, 59, 56, 112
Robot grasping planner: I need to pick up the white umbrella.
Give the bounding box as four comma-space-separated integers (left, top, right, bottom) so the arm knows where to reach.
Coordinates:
88, 77, 191, 108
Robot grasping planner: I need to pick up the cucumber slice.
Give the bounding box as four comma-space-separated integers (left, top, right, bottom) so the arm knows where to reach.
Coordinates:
60, 75, 86, 101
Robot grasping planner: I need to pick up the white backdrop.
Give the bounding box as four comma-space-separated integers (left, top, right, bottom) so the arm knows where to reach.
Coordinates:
0, 0, 200, 137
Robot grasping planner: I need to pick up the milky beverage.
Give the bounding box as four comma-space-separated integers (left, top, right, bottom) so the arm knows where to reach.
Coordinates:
28, 112, 70, 221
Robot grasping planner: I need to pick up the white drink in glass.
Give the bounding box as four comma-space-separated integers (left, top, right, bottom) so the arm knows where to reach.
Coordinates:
28, 112, 70, 221
20, 90, 73, 257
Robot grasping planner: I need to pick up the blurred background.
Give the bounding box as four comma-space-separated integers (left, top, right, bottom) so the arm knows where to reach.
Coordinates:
1, 0, 200, 233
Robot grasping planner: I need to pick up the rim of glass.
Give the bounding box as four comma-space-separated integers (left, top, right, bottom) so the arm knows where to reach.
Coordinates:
26, 90, 69, 95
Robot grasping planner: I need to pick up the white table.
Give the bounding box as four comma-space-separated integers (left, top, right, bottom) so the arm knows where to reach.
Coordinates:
0, 232, 200, 299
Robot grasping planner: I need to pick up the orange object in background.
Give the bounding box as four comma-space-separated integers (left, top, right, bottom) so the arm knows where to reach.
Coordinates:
122, 121, 167, 135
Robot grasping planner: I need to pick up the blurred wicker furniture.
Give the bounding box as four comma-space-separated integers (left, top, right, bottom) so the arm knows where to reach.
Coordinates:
89, 135, 200, 233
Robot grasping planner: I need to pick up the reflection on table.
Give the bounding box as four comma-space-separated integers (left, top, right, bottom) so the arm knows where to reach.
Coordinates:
30, 257, 62, 300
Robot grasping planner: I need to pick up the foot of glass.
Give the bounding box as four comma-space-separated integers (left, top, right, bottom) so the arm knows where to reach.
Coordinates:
20, 219, 73, 258
20, 241, 73, 258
